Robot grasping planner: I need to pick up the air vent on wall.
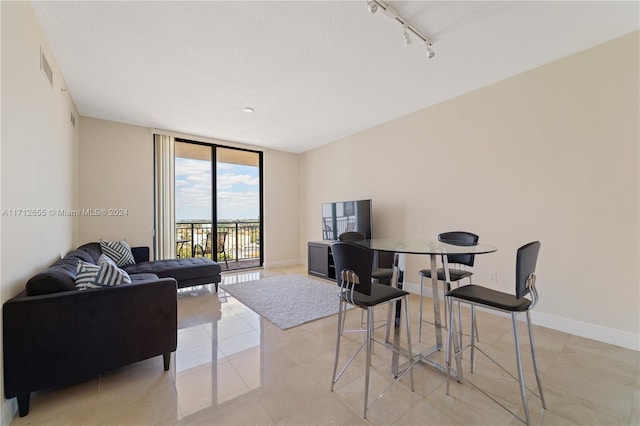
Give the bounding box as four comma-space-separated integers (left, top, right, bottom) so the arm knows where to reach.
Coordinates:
40, 47, 53, 86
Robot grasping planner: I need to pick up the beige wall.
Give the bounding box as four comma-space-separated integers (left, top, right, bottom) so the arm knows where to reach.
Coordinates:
78, 121, 301, 267
79, 118, 155, 248
262, 148, 300, 267
0, 1, 81, 422
300, 32, 640, 350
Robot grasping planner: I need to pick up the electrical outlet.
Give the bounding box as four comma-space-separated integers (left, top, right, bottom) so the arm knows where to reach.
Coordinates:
488, 271, 498, 284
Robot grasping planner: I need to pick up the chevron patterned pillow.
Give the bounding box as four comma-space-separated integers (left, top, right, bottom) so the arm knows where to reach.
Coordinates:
100, 239, 135, 267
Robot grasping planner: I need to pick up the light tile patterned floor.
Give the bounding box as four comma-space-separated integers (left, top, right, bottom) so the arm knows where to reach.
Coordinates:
11, 266, 639, 425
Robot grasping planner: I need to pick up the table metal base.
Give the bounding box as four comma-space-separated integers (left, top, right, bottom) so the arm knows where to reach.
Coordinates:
389, 252, 462, 381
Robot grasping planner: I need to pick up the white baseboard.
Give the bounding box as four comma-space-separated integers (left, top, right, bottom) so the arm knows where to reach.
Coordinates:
263, 258, 302, 269
531, 311, 639, 352
403, 282, 423, 296
401, 280, 639, 352
1, 398, 16, 426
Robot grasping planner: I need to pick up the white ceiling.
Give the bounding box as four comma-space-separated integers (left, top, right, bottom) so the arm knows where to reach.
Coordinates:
31, 1, 639, 153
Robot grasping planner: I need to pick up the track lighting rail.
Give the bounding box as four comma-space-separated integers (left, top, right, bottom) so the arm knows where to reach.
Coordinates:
367, 0, 435, 58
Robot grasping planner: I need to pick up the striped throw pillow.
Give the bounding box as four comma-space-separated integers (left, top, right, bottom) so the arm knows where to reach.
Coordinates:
75, 261, 101, 290
100, 239, 135, 267
75, 259, 132, 290
98, 253, 116, 267
93, 261, 131, 286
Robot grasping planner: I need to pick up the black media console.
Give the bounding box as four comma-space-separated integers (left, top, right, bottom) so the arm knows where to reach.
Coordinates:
307, 241, 336, 281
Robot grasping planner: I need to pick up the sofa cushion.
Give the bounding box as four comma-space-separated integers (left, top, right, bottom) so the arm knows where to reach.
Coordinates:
64, 249, 96, 264
26, 268, 77, 296
100, 240, 135, 267
123, 258, 221, 284
25, 248, 99, 296
76, 242, 103, 263
129, 273, 161, 284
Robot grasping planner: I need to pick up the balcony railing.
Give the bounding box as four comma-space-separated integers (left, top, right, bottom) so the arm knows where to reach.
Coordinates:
322, 217, 355, 240
176, 221, 260, 269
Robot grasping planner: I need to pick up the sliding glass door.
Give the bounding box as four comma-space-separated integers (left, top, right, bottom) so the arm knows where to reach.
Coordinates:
175, 140, 263, 270
175, 142, 212, 260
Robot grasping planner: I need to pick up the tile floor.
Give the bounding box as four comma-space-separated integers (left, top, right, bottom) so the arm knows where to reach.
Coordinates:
11, 266, 639, 425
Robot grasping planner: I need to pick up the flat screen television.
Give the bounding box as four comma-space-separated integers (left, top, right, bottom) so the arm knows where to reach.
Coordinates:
322, 199, 372, 241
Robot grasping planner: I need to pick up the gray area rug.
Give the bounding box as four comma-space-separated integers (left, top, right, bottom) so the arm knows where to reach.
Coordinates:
220, 274, 345, 330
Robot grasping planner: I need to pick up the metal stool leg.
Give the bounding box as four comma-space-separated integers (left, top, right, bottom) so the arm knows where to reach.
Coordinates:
441, 280, 448, 342
455, 277, 479, 353
526, 310, 546, 409
512, 312, 530, 425
469, 276, 480, 343
418, 275, 425, 341
370, 309, 375, 355
470, 305, 477, 373
457, 299, 463, 354
472, 314, 479, 342
340, 299, 349, 335
364, 307, 373, 419
331, 300, 344, 391
445, 295, 457, 395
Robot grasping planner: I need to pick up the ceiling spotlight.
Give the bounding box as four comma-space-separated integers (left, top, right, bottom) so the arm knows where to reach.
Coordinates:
243, 107, 254, 113
403, 25, 411, 46
366, 0, 378, 14
426, 42, 435, 59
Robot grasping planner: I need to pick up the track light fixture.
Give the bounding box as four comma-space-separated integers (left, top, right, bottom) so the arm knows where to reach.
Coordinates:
366, 0, 435, 59
366, 0, 378, 14
426, 42, 435, 59
403, 25, 411, 46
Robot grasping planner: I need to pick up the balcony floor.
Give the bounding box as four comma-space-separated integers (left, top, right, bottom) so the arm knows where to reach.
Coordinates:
219, 258, 261, 272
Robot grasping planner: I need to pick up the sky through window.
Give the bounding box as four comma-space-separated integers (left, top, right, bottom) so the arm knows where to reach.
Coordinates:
175, 158, 259, 221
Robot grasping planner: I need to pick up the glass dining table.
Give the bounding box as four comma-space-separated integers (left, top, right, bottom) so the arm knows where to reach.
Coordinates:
356, 238, 497, 378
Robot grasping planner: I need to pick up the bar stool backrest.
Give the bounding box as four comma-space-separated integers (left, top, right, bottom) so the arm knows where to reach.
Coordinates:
438, 231, 479, 267
516, 241, 541, 300
331, 242, 374, 296
338, 232, 366, 242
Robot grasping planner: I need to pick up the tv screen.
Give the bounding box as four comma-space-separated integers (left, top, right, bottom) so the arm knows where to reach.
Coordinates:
322, 199, 372, 241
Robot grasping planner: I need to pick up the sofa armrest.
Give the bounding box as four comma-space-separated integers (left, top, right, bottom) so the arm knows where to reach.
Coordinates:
3, 277, 177, 401
131, 246, 150, 263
